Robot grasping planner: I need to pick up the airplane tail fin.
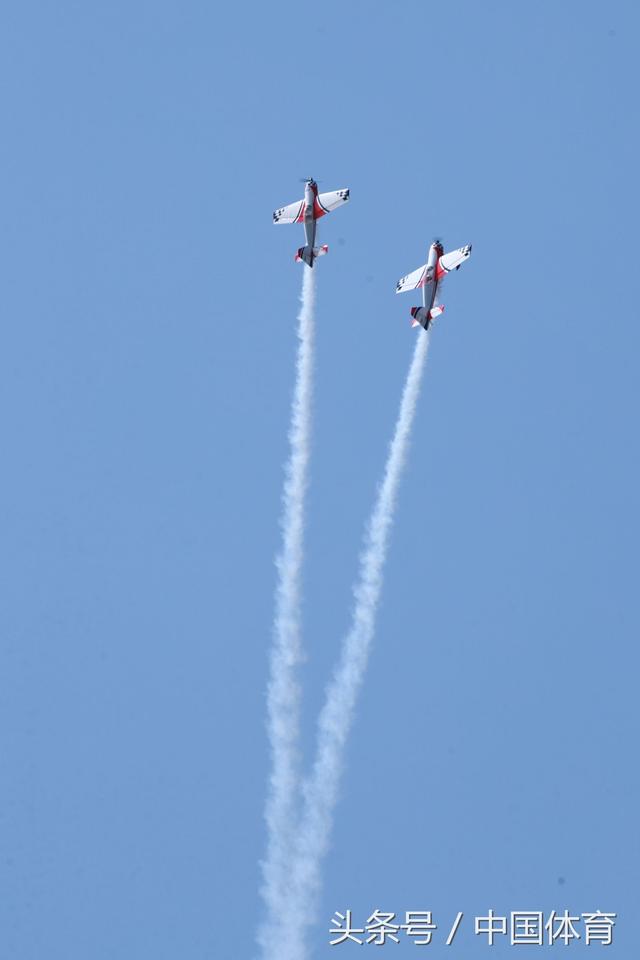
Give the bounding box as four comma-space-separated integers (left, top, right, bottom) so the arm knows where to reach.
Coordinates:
410, 304, 444, 329
294, 244, 329, 267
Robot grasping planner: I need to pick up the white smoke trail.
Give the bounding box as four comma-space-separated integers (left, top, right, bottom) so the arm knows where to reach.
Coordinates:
282, 330, 431, 960
258, 265, 316, 958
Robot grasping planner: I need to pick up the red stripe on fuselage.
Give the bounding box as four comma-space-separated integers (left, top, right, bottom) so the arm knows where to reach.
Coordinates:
313, 197, 328, 219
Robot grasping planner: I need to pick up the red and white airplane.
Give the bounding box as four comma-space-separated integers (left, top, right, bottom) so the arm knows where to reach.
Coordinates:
273, 178, 350, 267
396, 240, 472, 330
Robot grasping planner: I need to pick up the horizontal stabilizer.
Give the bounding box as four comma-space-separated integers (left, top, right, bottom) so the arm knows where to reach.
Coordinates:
410, 304, 444, 330
294, 244, 329, 267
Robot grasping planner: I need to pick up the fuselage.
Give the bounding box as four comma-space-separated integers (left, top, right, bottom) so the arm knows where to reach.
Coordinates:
303, 180, 317, 248
423, 241, 444, 312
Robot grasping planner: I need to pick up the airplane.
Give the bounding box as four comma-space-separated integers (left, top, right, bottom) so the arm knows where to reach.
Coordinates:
396, 240, 472, 330
273, 178, 350, 267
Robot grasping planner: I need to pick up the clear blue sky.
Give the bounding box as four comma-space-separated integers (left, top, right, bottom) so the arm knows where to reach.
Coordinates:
0, 1, 638, 957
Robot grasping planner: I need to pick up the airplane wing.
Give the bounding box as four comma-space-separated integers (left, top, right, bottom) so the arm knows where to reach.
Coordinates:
395, 264, 432, 293
315, 188, 350, 216
437, 244, 472, 275
273, 199, 305, 224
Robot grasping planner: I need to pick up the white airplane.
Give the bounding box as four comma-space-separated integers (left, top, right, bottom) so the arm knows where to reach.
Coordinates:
396, 240, 472, 330
273, 178, 350, 267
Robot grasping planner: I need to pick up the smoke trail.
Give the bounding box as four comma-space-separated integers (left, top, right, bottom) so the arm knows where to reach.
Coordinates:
258, 265, 316, 957
284, 330, 431, 959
